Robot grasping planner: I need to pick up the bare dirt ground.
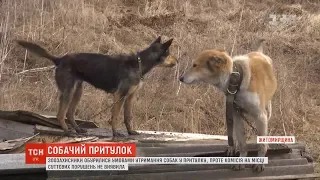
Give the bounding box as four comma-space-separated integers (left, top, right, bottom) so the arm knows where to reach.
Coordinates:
0, 0, 319, 170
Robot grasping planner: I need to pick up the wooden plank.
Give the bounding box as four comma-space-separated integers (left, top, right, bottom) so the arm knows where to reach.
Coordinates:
34, 126, 229, 142
138, 144, 293, 155
226, 173, 320, 180
136, 130, 228, 141
45, 117, 98, 129
0, 110, 98, 130
34, 125, 84, 137
38, 111, 98, 128
0, 133, 39, 154
55, 136, 99, 143
0, 119, 34, 140
35, 125, 122, 138
0, 110, 60, 128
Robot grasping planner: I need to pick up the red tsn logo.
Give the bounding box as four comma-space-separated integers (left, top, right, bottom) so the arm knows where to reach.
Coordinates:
25, 143, 136, 164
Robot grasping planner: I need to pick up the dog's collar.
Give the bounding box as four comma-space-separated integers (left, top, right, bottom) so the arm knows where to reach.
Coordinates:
225, 61, 243, 148
226, 62, 243, 95
137, 55, 143, 80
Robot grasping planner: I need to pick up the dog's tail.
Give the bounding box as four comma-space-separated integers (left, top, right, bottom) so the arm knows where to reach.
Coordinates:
256, 38, 266, 53
16, 40, 60, 66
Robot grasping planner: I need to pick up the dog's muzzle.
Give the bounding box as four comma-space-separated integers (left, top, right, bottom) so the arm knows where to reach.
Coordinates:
179, 74, 193, 84
179, 73, 199, 84
179, 76, 184, 82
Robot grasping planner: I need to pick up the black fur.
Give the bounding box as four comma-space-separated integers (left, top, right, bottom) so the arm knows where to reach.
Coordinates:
16, 36, 175, 137
17, 36, 173, 95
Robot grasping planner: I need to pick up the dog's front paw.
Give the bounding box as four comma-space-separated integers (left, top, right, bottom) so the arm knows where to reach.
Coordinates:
252, 164, 265, 173
75, 128, 87, 134
128, 130, 140, 135
232, 164, 245, 171
113, 131, 126, 137
63, 129, 73, 136
226, 146, 236, 157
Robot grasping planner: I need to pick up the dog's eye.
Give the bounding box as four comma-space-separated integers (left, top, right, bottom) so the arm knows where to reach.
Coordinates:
193, 64, 197, 68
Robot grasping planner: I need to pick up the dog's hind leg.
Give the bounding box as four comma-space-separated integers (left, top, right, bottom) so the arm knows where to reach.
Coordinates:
66, 81, 87, 134
124, 91, 139, 135
252, 111, 268, 173
109, 92, 126, 137
231, 111, 247, 171
57, 88, 74, 134
55, 67, 77, 135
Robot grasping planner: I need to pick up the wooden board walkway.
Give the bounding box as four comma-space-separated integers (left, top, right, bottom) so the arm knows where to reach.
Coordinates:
0, 110, 318, 179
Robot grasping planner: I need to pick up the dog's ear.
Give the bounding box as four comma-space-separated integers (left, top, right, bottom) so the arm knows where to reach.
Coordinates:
207, 56, 226, 71
162, 38, 173, 50
211, 56, 226, 64
152, 36, 162, 44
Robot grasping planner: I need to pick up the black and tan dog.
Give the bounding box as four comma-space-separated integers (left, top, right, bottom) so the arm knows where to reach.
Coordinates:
16, 36, 177, 137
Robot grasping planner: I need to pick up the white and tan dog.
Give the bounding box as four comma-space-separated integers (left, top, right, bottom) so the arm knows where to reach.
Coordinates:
179, 40, 277, 172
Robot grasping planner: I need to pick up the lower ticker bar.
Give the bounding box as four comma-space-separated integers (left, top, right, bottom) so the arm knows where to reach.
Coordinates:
46, 162, 129, 171
45, 157, 268, 171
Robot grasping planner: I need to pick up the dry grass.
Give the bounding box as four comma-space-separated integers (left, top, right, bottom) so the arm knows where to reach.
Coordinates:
0, 0, 320, 164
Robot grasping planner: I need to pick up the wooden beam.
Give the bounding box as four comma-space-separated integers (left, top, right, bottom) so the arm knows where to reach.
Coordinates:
226, 173, 320, 180
0, 110, 98, 129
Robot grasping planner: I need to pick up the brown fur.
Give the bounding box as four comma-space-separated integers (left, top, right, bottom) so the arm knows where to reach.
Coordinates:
180, 39, 277, 172
247, 52, 277, 109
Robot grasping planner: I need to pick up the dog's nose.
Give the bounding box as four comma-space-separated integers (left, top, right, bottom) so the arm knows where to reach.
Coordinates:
179, 76, 184, 82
